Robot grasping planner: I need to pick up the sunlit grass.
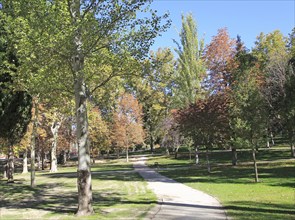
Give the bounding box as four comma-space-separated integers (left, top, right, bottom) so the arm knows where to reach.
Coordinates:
148, 150, 295, 220
0, 160, 156, 219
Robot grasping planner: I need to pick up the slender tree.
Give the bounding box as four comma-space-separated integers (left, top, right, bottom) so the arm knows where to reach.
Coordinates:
173, 13, 206, 108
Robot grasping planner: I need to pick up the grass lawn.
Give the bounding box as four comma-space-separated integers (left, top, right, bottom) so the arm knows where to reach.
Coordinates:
147, 148, 295, 220
0, 159, 157, 219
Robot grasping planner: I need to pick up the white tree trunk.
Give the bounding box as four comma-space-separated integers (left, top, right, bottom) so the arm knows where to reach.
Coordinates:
31, 97, 38, 188
252, 148, 259, 183
195, 146, 199, 165
22, 149, 28, 174
7, 145, 14, 183
50, 121, 61, 172
126, 146, 129, 162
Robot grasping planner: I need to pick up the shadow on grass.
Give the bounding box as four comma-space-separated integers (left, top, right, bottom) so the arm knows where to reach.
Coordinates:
158, 162, 295, 187
0, 178, 156, 216
224, 201, 295, 219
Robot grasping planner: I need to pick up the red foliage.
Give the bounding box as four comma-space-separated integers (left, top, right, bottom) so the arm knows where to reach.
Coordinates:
204, 28, 238, 92
175, 94, 230, 146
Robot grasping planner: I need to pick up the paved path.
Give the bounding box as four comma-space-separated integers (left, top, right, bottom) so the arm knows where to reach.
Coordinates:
133, 157, 228, 220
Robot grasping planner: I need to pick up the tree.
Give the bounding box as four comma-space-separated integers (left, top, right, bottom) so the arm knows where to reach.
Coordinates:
204, 27, 237, 93
173, 13, 206, 108
282, 29, 295, 157
88, 105, 111, 162
3, 0, 170, 215
230, 48, 267, 182
111, 93, 144, 162
253, 30, 289, 146
0, 16, 32, 183
175, 94, 230, 171
133, 48, 175, 152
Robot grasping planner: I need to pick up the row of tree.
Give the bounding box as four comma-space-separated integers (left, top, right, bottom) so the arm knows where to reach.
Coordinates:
1, 1, 294, 215
172, 15, 295, 183
0, 0, 171, 215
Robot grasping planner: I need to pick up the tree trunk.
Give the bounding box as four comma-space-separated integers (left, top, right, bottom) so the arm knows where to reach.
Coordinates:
252, 148, 259, 183
50, 121, 61, 172
206, 147, 211, 173
71, 1, 93, 215
63, 151, 67, 164
166, 148, 170, 156
31, 98, 38, 188
116, 149, 120, 159
75, 75, 93, 215
3, 164, 7, 178
291, 143, 295, 158
37, 150, 41, 170
22, 149, 28, 174
150, 135, 154, 153
174, 146, 179, 159
7, 145, 14, 183
126, 146, 129, 162
231, 148, 238, 166
41, 149, 45, 170
195, 146, 199, 165
266, 139, 270, 148
270, 132, 275, 146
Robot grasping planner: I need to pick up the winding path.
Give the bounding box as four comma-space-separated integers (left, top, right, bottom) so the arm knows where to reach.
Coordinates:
133, 157, 228, 220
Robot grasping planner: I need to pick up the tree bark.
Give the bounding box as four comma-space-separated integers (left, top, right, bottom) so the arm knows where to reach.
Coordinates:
74, 68, 93, 215
166, 148, 170, 156
7, 145, 14, 183
231, 148, 238, 166
150, 135, 154, 153
126, 146, 129, 162
195, 145, 199, 165
252, 148, 259, 183
3, 163, 7, 178
270, 132, 275, 146
69, 0, 93, 215
174, 146, 179, 159
50, 121, 61, 172
22, 149, 28, 174
291, 143, 295, 158
41, 149, 45, 170
31, 98, 38, 188
37, 149, 41, 170
206, 147, 211, 173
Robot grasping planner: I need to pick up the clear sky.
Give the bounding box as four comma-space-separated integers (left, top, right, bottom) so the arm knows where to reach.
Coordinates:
149, 0, 295, 52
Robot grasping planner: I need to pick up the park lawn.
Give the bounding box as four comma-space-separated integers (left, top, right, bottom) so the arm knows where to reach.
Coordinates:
147, 153, 295, 220
0, 159, 157, 220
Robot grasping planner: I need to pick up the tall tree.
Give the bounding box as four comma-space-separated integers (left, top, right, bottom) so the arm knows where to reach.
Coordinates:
230, 48, 267, 182
173, 13, 206, 108
3, 0, 169, 215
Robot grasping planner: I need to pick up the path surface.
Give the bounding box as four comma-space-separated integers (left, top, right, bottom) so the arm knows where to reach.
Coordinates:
133, 157, 228, 220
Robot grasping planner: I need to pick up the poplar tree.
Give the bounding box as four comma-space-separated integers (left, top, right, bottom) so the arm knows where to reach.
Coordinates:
173, 13, 206, 108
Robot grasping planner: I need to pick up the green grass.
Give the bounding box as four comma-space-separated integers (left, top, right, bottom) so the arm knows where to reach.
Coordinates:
0, 159, 157, 219
147, 149, 295, 220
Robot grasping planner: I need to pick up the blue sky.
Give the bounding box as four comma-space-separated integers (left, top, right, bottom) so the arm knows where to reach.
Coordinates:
149, 0, 295, 52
